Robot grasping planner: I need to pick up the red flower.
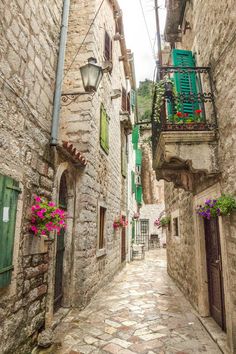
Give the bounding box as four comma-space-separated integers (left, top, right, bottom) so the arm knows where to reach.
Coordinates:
184, 113, 189, 117
195, 109, 202, 114
176, 112, 183, 117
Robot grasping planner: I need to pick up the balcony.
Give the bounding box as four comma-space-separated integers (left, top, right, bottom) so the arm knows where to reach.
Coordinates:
152, 64, 219, 192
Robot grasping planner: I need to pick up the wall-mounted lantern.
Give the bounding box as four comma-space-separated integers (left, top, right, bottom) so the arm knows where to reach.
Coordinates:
80, 57, 104, 92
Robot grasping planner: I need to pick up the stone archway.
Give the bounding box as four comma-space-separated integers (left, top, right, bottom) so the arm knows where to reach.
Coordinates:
45, 163, 76, 325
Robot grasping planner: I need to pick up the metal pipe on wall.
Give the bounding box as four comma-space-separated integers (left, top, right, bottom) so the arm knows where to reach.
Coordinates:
51, 0, 70, 146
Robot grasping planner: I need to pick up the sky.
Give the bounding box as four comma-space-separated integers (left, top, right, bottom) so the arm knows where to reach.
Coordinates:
118, 0, 166, 86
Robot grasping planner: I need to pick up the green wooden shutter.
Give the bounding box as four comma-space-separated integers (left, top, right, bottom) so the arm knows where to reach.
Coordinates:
0, 174, 20, 288
130, 89, 136, 111
136, 149, 142, 165
132, 220, 135, 242
121, 146, 127, 178
172, 49, 199, 116
136, 185, 143, 205
132, 126, 139, 150
131, 171, 136, 194
100, 105, 109, 154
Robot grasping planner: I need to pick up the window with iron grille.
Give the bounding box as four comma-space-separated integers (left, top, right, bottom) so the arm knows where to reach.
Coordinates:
104, 30, 112, 62
99, 206, 106, 249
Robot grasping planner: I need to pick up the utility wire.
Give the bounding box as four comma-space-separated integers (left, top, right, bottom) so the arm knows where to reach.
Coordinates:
61, 0, 105, 83
138, 0, 156, 61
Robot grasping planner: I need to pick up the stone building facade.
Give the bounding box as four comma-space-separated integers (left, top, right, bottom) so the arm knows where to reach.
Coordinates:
153, 1, 236, 353
0, 1, 63, 353
0, 0, 136, 353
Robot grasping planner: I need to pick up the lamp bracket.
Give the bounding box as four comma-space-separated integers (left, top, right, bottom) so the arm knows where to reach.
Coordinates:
61, 91, 94, 106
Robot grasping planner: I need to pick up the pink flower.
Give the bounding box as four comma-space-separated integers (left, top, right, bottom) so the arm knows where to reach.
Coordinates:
31, 217, 36, 224
41, 208, 46, 213
37, 211, 45, 219
48, 201, 55, 207
41, 230, 46, 235
34, 196, 41, 203
35, 204, 41, 210
59, 220, 65, 225
31, 225, 38, 233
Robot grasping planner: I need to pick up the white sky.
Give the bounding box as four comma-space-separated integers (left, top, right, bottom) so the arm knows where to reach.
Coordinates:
118, 0, 166, 85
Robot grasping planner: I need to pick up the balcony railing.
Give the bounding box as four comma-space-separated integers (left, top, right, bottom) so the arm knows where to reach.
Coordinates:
151, 66, 217, 155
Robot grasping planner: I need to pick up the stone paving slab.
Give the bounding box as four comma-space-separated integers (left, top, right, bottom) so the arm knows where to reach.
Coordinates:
52, 249, 221, 354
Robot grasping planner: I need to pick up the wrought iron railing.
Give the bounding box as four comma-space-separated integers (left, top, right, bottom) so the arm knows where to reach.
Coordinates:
151, 66, 217, 156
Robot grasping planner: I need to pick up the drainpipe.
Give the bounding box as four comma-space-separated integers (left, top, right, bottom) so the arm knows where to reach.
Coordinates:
51, 0, 70, 146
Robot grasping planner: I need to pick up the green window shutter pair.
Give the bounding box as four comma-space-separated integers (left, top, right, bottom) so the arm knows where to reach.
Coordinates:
136, 149, 142, 165
132, 125, 139, 149
172, 49, 199, 116
121, 146, 127, 178
100, 104, 109, 154
130, 89, 136, 110
132, 220, 135, 241
136, 185, 143, 205
0, 174, 20, 288
131, 171, 136, 194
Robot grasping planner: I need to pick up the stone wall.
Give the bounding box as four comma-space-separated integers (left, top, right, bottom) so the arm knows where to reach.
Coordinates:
58, 0, 132, 308
0, 0, 63, 352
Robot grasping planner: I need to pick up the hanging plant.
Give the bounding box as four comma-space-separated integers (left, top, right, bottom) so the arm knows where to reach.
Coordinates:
153, 77, 174, 123
30, 195, 66, 237
197, 195, 236, 219
160, 216, 171, 227
113, 215, 128, 229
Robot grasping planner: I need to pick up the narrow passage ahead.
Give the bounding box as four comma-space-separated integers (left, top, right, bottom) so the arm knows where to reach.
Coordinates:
53, 249, 221, 354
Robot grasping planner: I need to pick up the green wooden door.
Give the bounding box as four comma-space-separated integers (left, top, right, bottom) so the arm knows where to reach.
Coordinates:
0, 174, 20, 288
172, 49, 199, 116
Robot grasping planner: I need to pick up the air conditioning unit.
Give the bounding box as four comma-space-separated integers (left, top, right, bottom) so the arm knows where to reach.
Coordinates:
135, 175, 141, 185
136, 165, 141, 174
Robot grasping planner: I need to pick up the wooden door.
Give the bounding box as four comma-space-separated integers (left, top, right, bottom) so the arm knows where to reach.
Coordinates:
204, 218, 226, 330
54, 173, 67, 312
121, 216, 126, 263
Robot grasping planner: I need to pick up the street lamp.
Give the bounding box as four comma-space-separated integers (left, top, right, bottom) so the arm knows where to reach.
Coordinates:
80, 57, 104, 92
61, 57, 104, 106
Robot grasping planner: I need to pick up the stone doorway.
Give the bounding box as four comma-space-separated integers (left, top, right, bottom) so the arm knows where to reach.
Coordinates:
54, 172, 67, 312
204, 217, 226, 331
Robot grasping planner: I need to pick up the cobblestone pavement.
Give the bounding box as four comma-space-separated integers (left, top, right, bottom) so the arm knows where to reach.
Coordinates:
53, 249, 221, 354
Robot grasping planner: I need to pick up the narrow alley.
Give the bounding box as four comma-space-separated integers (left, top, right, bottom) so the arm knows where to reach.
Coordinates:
52, 250, 221, 354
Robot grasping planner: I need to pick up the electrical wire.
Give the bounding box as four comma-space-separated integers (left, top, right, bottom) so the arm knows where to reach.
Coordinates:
138, 0, 156, 61
61, 0, 105, 82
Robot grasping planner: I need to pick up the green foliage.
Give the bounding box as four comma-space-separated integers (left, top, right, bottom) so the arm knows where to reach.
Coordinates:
160, 216, 171, 226
137, 79, 153, 121
216, 195, 236, 216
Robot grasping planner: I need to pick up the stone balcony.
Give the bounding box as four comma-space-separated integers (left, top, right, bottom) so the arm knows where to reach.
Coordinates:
152, 66, 219, 192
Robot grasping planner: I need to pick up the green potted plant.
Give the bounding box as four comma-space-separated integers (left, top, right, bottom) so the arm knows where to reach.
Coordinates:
197, 195, 236, 219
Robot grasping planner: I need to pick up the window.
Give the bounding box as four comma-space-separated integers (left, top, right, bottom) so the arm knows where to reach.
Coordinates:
0, 174, 20, 288
121, 87, 130, 113
104, 30, 112, 62
100, 104, 109, 154
99, 206, 106, 250
173, 217, 179, 237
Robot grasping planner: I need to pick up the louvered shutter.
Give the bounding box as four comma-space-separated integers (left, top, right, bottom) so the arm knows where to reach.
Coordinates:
136, 149, 142, 165
132, 126, 139, 149
131, 171, 136, 194
100, 105, 109, 154
172, 49, 199, 116
130, 89, 136, 110
0, 174, 20, 288
136, 185, 143, 205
